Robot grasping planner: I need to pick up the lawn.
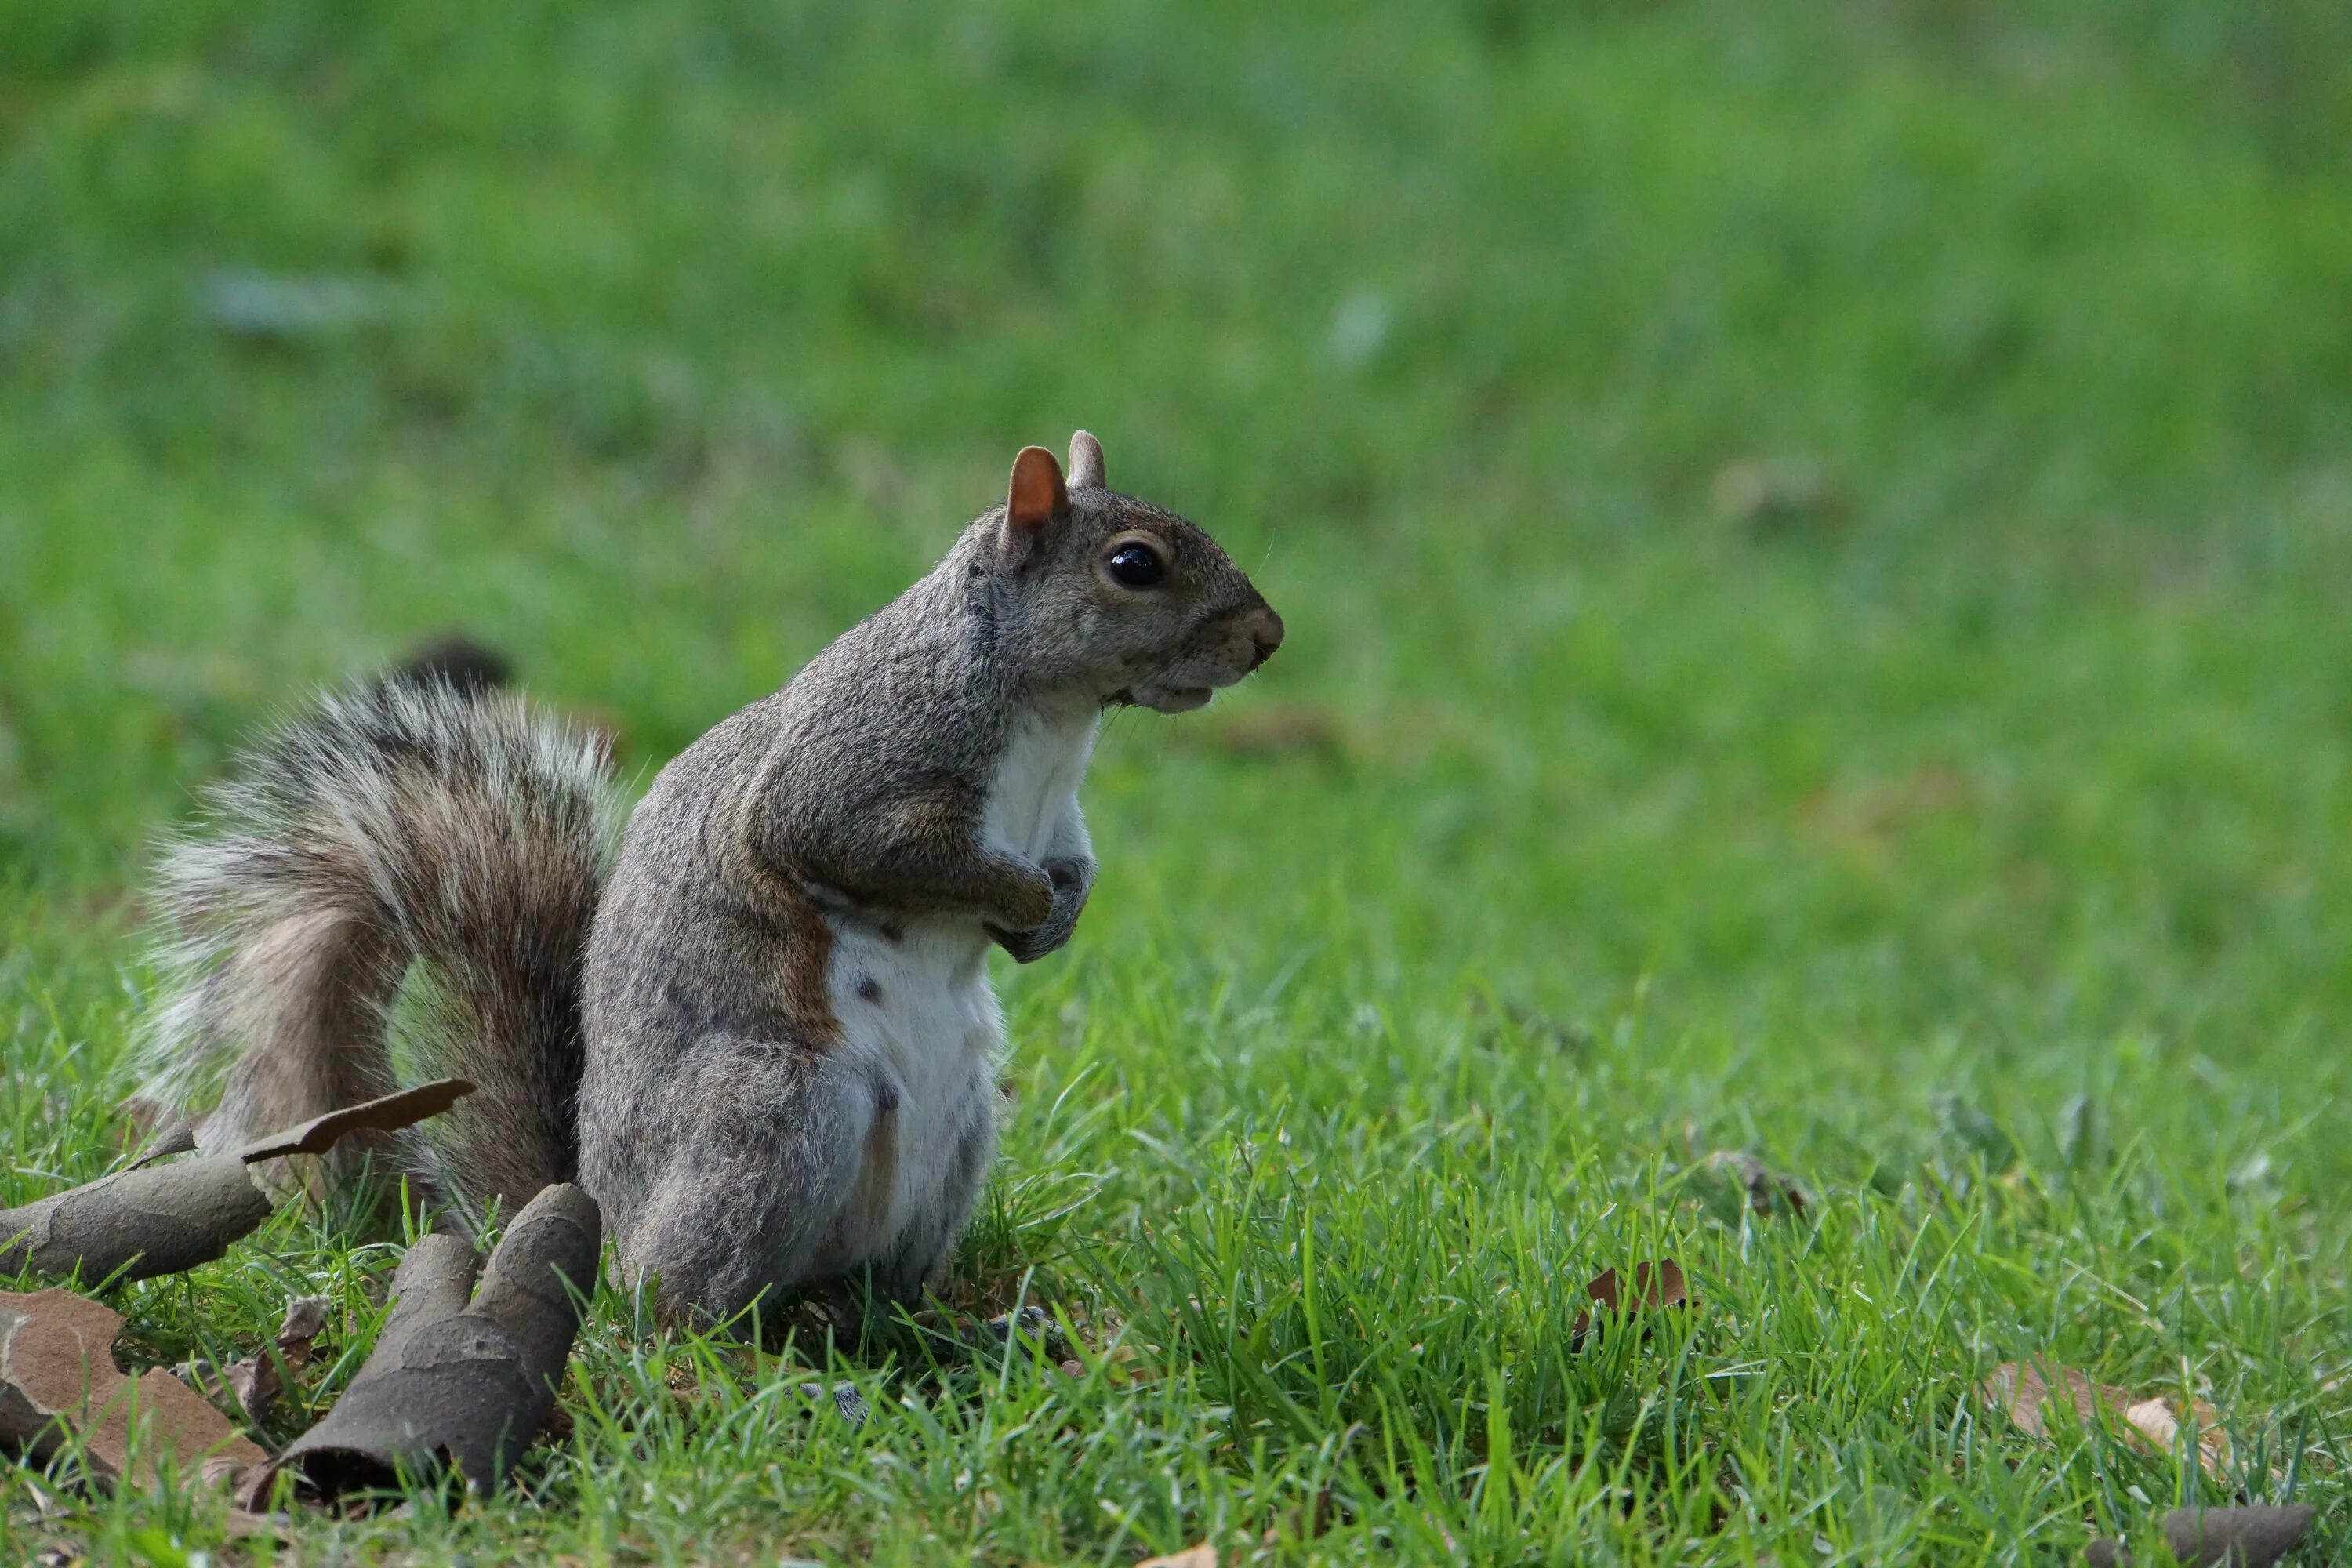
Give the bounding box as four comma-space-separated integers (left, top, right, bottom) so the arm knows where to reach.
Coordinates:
5, 1, 2352, 1562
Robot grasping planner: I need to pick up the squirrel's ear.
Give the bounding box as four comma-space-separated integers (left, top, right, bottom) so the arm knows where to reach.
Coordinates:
1005, 445, 1069, 540
1067, 430, 1107, 490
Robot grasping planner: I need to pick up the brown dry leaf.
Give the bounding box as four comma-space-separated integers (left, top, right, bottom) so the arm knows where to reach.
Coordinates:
276, 1295, 329, 1367
1981, 1363, 2249, 1479
1980, 1360, 2127, 1440
0, 1288, 265, 1491
2124, 1396, 2234, 1477
179, 1356, 278, 1426
1570, 1260, 1690, 1348
177, 1294, 331, 1425
235, 1077, 476, 1162
1138, 1546, 1217, 1568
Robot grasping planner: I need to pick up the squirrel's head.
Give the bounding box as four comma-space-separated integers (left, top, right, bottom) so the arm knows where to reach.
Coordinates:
978, 432, 1283, 714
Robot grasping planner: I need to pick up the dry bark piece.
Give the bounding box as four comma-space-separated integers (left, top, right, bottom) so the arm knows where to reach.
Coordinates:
262, 1182, 599, 1504
125, 1121, 200, 1171
0, 1156, 276, 1286
1570, 1261, 1688, 1348
233, 1078, 477, 1162
0, 1288, 265, 1490
1, 1080, 474, 1287
2082, 1504, 2314, 1567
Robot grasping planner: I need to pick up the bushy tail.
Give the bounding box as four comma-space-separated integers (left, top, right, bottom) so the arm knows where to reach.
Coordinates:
135, 678, 624, 1222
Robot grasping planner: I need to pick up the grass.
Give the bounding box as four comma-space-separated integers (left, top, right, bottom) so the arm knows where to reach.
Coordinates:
5, 0, 2352, 1561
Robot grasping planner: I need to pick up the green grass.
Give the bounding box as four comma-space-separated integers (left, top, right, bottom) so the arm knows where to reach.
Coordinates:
5, 0, 2352, 1561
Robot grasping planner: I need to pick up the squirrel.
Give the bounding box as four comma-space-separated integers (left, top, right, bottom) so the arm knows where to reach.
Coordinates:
133, 432, 1283, 1323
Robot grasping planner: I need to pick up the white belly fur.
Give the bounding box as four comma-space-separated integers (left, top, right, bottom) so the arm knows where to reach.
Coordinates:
822, 704, 1099, 1261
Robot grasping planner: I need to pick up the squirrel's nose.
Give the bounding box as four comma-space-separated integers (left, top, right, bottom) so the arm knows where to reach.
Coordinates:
1239, 604, 1284, 671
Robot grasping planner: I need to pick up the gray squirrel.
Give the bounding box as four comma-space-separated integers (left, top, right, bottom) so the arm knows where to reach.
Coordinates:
134, 432, 1282, 1323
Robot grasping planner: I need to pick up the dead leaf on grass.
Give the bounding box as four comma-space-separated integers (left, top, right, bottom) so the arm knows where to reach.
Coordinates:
1980, 1361, 2249, 1479
1980, 1359, 2124, 1439
2122, 1395, 2234, 1478
178, 1294, 333, 1425
275, 1295, 328, 1366
179, 1356, 274, 1427
0, 1288, 265, 1491
1137, 1546, 1217, 1568
1570, 1261, 1690, 1349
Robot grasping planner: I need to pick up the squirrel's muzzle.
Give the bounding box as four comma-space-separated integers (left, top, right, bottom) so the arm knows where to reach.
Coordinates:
1238, 603, 1284, 671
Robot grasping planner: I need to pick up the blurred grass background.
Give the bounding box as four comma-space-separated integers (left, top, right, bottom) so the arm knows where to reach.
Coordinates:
4, 2, 2352, 1562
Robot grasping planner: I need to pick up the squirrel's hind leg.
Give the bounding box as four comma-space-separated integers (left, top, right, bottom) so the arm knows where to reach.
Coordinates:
868, 1098, 997, 1304
614, 1041, 868, 1331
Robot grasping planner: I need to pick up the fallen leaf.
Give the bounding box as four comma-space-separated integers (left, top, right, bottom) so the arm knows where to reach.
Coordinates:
276, 1295, 329, 1367
0, 1288, 265, 1490
174, 1294, 331, 1427
1570, 1261, 1689, 1348
1138, 1546, 1217, 1568
176, 1355, 278, 1427
2123, 1396, 2233, 1477
1980, 1360, 2126, 1441
0, 1152, 275, 1284
2083, 1504, 2313, 1568
235, 1077, 477, 1162
1981, 1363, 2253, 1480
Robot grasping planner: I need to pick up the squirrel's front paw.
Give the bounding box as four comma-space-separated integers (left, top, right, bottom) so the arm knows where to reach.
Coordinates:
988, 857, 1092, 964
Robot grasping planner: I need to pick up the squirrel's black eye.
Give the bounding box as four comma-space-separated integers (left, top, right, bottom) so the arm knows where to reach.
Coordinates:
1106, 543, 1165, 589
